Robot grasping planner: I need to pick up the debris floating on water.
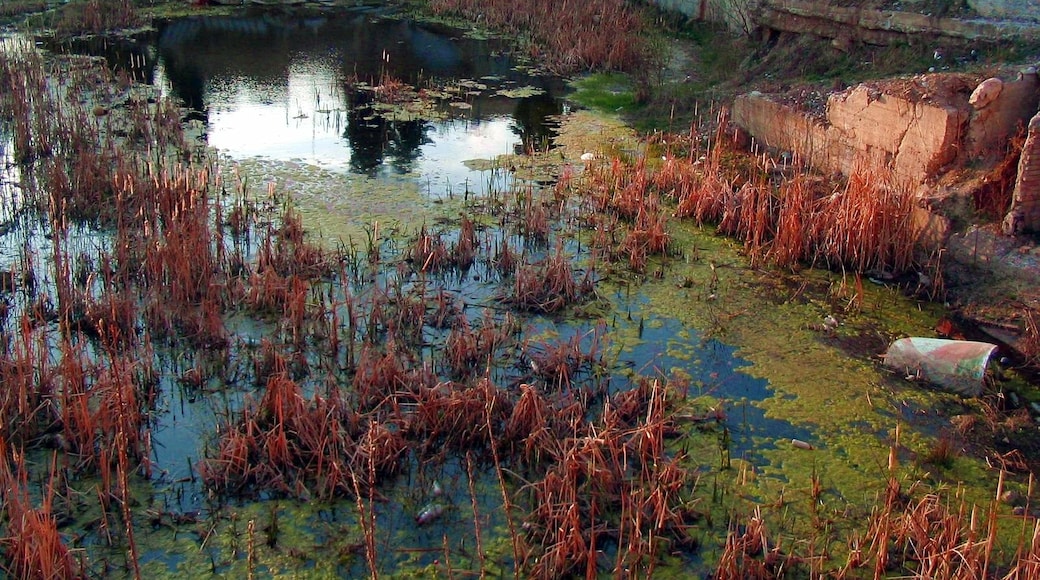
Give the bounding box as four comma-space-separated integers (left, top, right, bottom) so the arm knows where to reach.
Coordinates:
883, 337, 998, 397
415, 503, 446, 526
791, 439, 814, 450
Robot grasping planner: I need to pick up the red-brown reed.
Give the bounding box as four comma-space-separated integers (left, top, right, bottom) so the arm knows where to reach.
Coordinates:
406, 225, 453, 273
715, 508, 793, 579
0, 439, 83, 579
425, 288, 462, 330
768, 173, 817, 267
200, 367, 383, 501
408, 378, 511, 457
492, 238, 519, 277
56, 0, 141, 36
384, 280, 427, 345
445, 311, 516, 378
352, 340, 422, 412
0, 43, 51, 164
464, 452, 488, 576
518, 378, 697, 577
430, 0, 650, 74
522, 329, 605, 393
115, 430, 142, 579
504, 242, 589, 313
519, 187, 551, 243
501, 383, 561, 467
455, 213, 478, 270
642, 127, 921, 273
0, 314, 59, 445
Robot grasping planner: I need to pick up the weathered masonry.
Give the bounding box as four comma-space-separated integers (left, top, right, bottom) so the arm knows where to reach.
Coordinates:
649, 0, 1040, 234
646, 0, 1040, 35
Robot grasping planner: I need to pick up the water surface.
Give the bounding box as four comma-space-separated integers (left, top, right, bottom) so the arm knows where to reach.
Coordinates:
153, 11, 567, 201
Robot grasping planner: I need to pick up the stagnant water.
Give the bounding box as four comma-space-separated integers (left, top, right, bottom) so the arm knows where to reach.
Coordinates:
53, 12, 806, 462
1, 8, 957, 577
64, 9, 567, 198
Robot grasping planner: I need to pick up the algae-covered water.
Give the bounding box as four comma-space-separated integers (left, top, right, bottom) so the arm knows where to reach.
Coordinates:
1, 6, 1032, 578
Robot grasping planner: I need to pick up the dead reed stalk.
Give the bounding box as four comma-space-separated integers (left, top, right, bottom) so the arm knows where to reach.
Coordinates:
0, 439, 83, 579
430, 0, 650, 74
503, 242, 589, 313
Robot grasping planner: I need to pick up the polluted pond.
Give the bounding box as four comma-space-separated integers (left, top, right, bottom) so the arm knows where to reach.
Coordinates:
0, 5, 1038, 579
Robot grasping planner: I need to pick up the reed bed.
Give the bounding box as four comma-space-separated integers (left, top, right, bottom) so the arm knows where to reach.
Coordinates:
584, 125, 923, 275
521, 329, 606, 393
444, 310, 517, 378
715, 475, 1040, 579
0, 440, 84, 579
55, 0, 141, 37
520, 378, 699, 577
501, 241, 593, 313
0, 22, 1030, 580
430, 0, 650, 74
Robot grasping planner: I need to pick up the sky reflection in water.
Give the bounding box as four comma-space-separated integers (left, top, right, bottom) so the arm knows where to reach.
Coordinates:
154, 11, 566, 197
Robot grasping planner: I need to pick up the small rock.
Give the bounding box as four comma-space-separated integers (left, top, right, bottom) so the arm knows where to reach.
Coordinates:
969, 78, 1003, 109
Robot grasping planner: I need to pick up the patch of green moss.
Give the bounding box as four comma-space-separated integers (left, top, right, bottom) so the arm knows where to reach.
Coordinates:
567, 73, 640, 115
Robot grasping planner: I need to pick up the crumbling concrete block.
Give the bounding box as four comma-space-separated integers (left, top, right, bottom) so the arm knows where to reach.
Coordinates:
1005, 112, 1040, 235
966, 69, 1040, 161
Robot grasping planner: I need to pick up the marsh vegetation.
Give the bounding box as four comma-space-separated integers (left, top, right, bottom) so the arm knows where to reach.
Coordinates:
0, 1, 1038, 578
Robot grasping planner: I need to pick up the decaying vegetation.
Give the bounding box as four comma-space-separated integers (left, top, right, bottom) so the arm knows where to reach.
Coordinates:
430, 0, 651, 74
0, 0, 1038, 578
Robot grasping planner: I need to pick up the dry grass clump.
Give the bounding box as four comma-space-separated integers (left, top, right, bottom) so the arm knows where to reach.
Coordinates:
595, 122, 922, 275
406, 225, 453, 273
583, 157, 674, 272
444, 311, 517, 378
716, 471, 1040, 579
430, 0, 650, 74
198, 369, 386, 500
0, 440, 84, 579
520, 379, 699, 578
56, 0, 141, 36
522, 329, 606, 393
501, 242, 593, 313
716, 508, 799, 579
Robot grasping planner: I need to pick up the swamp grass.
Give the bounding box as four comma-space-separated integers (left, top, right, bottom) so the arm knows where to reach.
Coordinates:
429, 0, 652, 75
0, 15, 1039, 580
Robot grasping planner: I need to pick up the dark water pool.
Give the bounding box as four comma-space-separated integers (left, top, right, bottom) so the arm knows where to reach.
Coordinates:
61, 8, 568, 198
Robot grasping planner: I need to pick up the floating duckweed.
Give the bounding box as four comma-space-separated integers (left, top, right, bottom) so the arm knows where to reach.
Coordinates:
494, 86, 545, 98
